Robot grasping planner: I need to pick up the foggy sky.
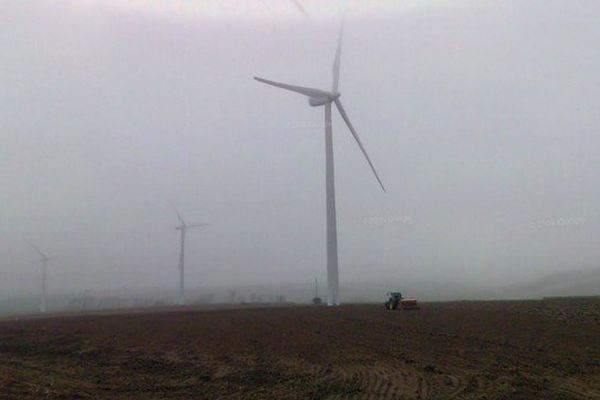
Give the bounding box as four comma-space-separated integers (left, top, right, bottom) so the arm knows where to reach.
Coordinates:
2, 0, 600, 299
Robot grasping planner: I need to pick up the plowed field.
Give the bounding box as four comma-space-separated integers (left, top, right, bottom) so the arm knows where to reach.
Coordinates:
1, 299, 600, 399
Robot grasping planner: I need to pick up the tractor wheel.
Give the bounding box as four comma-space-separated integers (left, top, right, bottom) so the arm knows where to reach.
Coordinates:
384, 301, 391, 310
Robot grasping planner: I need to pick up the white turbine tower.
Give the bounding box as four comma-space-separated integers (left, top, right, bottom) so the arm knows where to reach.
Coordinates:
174, 210, 208, 306
30, 244, 52, 313
254, 21, 385, 306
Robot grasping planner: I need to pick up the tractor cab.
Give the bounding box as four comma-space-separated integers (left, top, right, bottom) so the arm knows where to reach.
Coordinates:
385, 292, 402, 310
385, 291, 420, 310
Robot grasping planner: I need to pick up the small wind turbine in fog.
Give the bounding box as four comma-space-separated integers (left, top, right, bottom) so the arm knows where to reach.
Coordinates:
174, 209, 208, 306
290, 0, 308, 17
260, 0, 308, 17
30, 244, 52, 313
254, 20, 386, 306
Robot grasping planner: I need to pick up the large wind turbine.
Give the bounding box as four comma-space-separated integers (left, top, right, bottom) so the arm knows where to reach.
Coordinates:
174, 210, 208, 306
30, 244, 52, 313
254, 22, 385, 306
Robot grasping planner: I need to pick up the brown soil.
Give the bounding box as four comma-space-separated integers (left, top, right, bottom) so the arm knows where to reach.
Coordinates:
1, 298, 599, 399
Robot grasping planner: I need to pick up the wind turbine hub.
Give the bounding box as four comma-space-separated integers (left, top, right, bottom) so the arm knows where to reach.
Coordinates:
308, 92, 339, 107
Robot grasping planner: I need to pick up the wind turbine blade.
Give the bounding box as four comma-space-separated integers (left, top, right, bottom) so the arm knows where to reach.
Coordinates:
290, 0, 308, 17
332, 19, 344, 93
173, 208, 185, 226
29, 242, 47, 259
254, 77, 331, 98
186, 223, 209, 230
334, 99, 386, 192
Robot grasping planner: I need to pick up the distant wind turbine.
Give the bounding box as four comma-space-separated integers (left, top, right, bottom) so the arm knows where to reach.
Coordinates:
30, 243, 52, 313
174, 209, 208, 306
259, 0, 308, 17
290, 0, 308, 17
254, 20, 386, 306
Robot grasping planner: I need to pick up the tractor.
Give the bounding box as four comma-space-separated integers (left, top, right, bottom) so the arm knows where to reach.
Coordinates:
384, 292, 420, 310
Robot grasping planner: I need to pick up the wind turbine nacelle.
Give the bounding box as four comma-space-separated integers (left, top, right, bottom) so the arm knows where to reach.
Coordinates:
308, 96, 332, 107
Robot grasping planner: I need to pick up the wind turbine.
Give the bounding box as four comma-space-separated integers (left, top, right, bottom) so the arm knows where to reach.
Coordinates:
174, 209, 208, 306
254, 21, 385, 306
259, 0, 308, 17
30, 244, 52, 313
290, 0, 308, 17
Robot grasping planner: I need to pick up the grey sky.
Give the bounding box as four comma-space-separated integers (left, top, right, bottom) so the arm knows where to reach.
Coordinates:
1, 0, 599, 299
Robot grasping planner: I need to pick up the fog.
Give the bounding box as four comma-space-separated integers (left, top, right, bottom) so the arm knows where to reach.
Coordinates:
2, 1, 600, 304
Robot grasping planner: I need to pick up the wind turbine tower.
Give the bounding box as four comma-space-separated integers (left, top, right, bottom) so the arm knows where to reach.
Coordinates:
30, 244, 52, 313
174, 210, 208, 306
255, 21, 386, 305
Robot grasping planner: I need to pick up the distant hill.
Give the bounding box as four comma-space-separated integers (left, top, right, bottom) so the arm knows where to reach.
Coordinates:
501, 268, 600, 299
340, 268, 600, 302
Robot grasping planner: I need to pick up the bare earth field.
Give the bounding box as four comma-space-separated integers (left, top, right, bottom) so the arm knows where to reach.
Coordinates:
1, 299, 600, 399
